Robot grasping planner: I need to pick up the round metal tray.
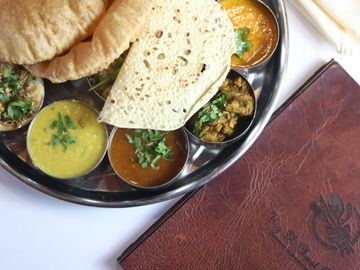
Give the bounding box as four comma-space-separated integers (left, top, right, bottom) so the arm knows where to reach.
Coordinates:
0, 0, 288, 207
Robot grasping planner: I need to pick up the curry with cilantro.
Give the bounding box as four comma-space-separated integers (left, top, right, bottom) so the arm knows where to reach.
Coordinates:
27, 100, 107, 179
0, 63, 44, 131
109, 128, 187, 188
220, 0, 279, 68
189, 74, 254, 143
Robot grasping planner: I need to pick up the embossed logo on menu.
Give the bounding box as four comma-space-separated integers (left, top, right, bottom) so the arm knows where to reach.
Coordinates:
269, 212, 330, 270
268, 193, 360, 270
310, 192, 360, 257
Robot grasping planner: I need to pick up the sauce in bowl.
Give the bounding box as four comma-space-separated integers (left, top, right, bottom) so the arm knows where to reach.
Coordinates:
109, 128, 188, 188
27, 100, 107, 179
221, 0, 279, 68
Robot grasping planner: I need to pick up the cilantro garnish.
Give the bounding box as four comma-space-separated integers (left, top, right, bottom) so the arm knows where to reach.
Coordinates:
0, 94, 9, 103
234, 27, 253, 59
64, 115, 76, 129
1, 64, 22, 97
125, 129, 172, 170
49, 112, 78, 151
0, 64, 35, 122
193, 92, 229, 137
2, 100, 34, 121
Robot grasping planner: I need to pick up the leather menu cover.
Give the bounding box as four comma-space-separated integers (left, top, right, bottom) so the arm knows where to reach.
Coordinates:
119, 60, 360, 270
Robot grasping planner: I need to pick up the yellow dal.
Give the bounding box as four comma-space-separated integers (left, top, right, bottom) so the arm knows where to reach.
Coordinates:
27, 100, 107, 179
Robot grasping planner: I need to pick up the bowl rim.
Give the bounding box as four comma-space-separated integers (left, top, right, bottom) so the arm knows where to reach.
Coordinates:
184, 69, 257, 148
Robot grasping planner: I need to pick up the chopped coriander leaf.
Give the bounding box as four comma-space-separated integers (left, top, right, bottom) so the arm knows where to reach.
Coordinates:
125, 133, 134, 144
65, 115, 76, 129
49, 113, 78, 151
212, 92, 228, 107
155, 139, 171, 160
134, 137, 142, 149
0, 64, 36, 123
0, 94, 9, 104
125, 129, 173, 170
62, 134, 77, 150
193, 92, 229, 136
141, 162, 149, 169
148, 130, 164, 141
151, 155, 162, 170
2, 100, 34, 121
133, 129, 142, 135
50, 113, 63, 134
3, 64, 13, 77
141, 131, 149, 141
1, 64, 23, 98
234, 27, 253, 59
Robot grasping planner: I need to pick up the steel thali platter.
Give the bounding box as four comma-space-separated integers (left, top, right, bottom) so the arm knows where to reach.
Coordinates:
0, 0, 288, 207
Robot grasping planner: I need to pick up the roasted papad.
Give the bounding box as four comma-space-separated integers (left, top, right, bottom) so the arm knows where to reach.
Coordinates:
99, 0, 236, 131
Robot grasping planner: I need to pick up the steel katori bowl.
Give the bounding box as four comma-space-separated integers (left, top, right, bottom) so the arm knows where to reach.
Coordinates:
220, 0, 280, 72
185, 70, 257, 149
26, 99, 109, 180
107, 127, 190, 191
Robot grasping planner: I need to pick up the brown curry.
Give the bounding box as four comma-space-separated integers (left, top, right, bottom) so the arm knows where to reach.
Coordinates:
109, 128, 187, 188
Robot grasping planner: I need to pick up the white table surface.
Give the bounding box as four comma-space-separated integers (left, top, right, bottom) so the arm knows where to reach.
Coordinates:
0, 2, 359, 270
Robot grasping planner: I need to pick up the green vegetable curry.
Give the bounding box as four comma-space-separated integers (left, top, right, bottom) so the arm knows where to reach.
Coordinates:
191, 75, 255, 143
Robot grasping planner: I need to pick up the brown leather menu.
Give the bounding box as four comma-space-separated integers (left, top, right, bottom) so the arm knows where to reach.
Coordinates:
119, 60, 360, 270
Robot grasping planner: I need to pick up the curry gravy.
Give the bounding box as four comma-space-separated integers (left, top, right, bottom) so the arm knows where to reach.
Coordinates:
221, 0, 279, 68
109, 129, 187, 188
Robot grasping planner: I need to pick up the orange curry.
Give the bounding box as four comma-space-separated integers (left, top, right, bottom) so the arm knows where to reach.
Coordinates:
221, 0, 279, 68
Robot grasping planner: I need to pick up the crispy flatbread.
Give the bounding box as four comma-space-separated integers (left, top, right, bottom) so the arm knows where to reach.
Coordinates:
99, 0, 235, 131
0, 0, 108, 65
27, 0, 154, 83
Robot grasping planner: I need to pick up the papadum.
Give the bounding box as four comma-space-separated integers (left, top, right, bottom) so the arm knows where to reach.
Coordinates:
99, 0, 235, 131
